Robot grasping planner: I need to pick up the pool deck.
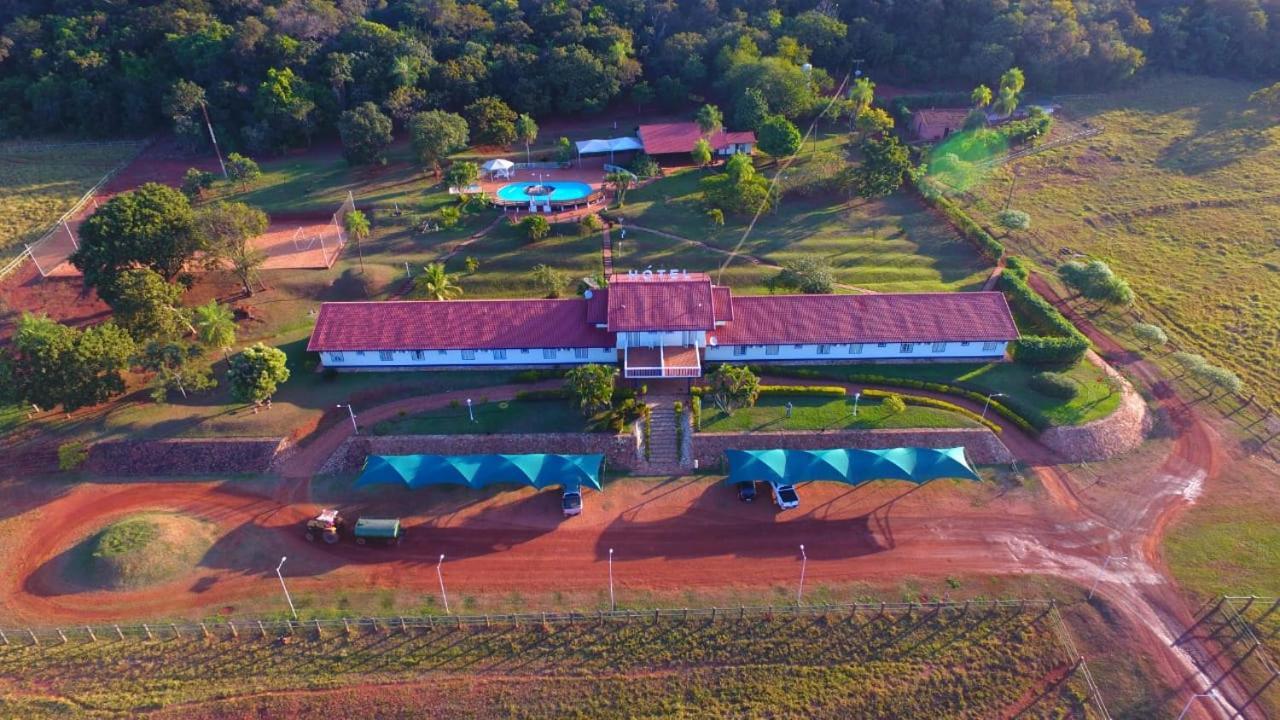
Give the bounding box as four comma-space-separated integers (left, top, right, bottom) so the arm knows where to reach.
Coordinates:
475, 157, 609, 197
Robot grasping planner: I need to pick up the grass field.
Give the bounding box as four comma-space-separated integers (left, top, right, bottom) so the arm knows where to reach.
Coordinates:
700, 394, 980, 432
78, 512, 218, 590
959, 74, 1280, 408
0, 140, 145, 259
0, 604, 1097, 718
372, 398, 606, 435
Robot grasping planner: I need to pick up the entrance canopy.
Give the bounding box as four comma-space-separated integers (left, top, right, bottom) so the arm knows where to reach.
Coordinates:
575, 137, 644, 155
724, 447, 979, 486
481, 158, 515, 178
357, 453, 604, 492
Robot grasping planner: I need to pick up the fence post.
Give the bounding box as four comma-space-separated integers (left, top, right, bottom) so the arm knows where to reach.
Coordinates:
400, 616, 408, 634
0, 629, 7, 645
55, 628, 66, 644
86, 626, 96, 642
711, 607, 717, 622
171, 623, 180, 640
342, 618, 351, 635
315, 619, 323, 639
653, 609, 659, 624
228, 621, 238, 639
200, 622, 210, 640
683, 608, 688, 621
740, 606, 745, 621
28, 629, 39, 646
143, 624, 153, 641
115, 625, 125, 641
257, 620, 266, 639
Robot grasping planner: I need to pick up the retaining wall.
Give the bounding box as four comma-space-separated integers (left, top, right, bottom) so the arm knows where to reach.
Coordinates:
85, 438, 286, 476
689, 428, 1015, 470
1040, 351, 1150, 462
320, 432, 643, 475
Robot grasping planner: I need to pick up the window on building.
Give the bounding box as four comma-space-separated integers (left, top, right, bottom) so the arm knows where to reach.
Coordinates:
461, 349, 476, 360
817, 344, 831, 355
900, 343, 914, 353
574, 348, 588, 359
766, 345, 780, 356
960, 341, 971, 347
733, 345, 747, 356
793, 344, 804, 349
876, 343, 888, 348
438, 350, 448, 356
931, 342, 947, 352
520, 349, 529, 354
355, 351, 366, 357
848, 343, 863, 355
543, 348, 556, 359
493, 349, 508, 360
982, 341, 999, 351
378, 351, 394, 362
411, 350, 425, 361
331, 353, 344, 363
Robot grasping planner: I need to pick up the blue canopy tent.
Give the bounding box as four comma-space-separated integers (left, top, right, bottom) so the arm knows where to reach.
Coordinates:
356, 453, 605, 492
725, 448, 980, 487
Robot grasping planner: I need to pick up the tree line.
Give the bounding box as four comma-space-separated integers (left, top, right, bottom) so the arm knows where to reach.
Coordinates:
1, 0, 1274, 143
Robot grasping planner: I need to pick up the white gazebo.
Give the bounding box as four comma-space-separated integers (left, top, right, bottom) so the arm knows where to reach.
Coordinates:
481, 158, 515, 179
574, 137, 644, 165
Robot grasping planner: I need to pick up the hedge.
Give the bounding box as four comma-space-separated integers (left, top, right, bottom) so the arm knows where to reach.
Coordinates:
692, 384, 847, 398
1000, 258, 1090, 365
860, 388, 1002, 434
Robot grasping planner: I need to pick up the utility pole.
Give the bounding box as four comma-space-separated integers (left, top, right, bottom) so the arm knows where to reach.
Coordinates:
200, 101, 229, 181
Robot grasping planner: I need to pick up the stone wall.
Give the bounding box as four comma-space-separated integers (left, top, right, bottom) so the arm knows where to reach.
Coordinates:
320, 432, 643, 475
86, 438, 286, 476
1040, 352, 1150, 462
689, 428, 1015, 470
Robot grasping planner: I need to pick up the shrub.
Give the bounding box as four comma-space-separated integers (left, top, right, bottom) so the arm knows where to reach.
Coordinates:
708, 364, 760, 412
860, 388, 1002, 433
58, 441, 89, 471
690, 395, 702, 431
521, 215, 551, 243
512, 369, 562, 383
578, 214, 603, 235
629, 153, 660, 179
1131, 322, 1168, 349
1029, 371, 1079, 399
883, 393, 907, 414
997, 209, 1031, 230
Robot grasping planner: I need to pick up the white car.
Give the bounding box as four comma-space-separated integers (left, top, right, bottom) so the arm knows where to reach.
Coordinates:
771, 482, 799, 510
562, 489, 583, 517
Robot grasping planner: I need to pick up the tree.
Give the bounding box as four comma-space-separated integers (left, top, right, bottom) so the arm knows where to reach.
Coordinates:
855, 108, 895, 138
708, 364, 760, 413
181, 168, 215, 200
604, 171, 634, 206
997, 209, 1031, 230
521, 215, 551, 243
414, 262, 463, 300
410, 111, 469, 176
465, 96, 518, 146
701, 154, 774, 216
772, 255, 835, 294
163, 79, 207, 153
1192, 363, 1242, 398
1249, 82, 1280, 116
630, 81, 655, 112
1171, 352, 1208, 377
734, 88, 770, 132
226, 153, 261, 191
1059, 259, 1132, 308
691, 138, 713, 167
706, 208, 724, 226
695, 104, 723, 136
971, 84, 993, 108
515, 113, 538, 164
579, 214, 603, 236
853, 135, 913, 198
198, 201, 269, 296
338, 102, 394, 165
565, 364, 617, 416
444, 161, 479, 191
73, 183, 201, 303
1131, 322, 1168, 350
344, 209, 370, 273
252, 67, 317, 151
758, 115, 802, 160
848, 77, 876, 117
139, 341, 216, 402
531, 264, 569, 298
109, 268, 189, 342
464, 256, 480, 273
554, 137, 574, 164
227, 342, 290, 405
192, 300, 237, 357
995, 67, 1025, 116
0, 314, 135, 413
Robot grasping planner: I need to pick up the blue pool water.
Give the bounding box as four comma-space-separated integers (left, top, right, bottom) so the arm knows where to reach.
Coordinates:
495, 181, 592, 203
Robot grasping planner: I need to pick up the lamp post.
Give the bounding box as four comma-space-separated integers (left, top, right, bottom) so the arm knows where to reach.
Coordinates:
436, 553, 450, 614
853, 392, 861, 417
466, 398, 476, 423
981, 392, 1006, 419
276, 556, 297, 620
1088, 555, 1128, 601
797, 544, 808, 605
335, 403, 358, 434
608, 548, 615, 611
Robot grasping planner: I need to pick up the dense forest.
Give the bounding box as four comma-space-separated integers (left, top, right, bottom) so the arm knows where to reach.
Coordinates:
0, 0, 1277, 145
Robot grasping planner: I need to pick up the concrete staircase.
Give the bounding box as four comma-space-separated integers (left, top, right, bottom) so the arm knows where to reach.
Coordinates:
640, 395, 683, 474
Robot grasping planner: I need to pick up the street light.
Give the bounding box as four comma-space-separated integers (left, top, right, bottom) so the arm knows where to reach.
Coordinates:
466, 398, 476, 423
608, 548, 615, 612
797, 544, 808, 605
1088, 555, 1128, 601
276, 556, 297, 620
336, 403, 358, 434
981, 392, 1006, 420
436, 553, 450, 614
853, 392, 862, 417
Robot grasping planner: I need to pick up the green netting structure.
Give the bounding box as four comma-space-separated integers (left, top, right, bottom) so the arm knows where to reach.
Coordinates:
356, 453, 604, 492
724, 447, 979, 486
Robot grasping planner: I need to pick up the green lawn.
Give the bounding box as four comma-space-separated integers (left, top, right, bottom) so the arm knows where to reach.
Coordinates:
700, 394, 980, 432
959, 74, 1280, 408
373, 398, 605, 435
763, 361, 1122, 429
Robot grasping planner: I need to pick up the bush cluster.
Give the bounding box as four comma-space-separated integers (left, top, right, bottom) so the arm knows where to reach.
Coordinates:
1028, 371, 1079, 399
1000, 258, 1090, 366
861, 388, 1003, 433
692, 384, 847, 398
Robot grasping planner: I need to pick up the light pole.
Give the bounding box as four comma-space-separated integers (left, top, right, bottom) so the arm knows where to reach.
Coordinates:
1088, 555, 1128, 601
981, 392, 1006, 419
336, 403, 358, 434
608, 547, 615, 611
276, 556, 297, 620
853, 392, 861, 417
1175, 692, 1216, 720
797, 544, 808, 605
465, 398, 476, 423
436, 553, 450, 614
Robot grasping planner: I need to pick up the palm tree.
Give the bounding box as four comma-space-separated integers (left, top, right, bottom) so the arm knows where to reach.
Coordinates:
971, 84, 993, 109
344, 209, 370, 273
415, 262, 463, 300
604, 171, 633, 206
849, 78, 876, 117
192, 300, 237, 360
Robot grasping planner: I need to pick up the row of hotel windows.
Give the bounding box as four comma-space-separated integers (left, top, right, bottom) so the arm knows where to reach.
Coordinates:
330, 348, 593, 362
730, 341, 999, 356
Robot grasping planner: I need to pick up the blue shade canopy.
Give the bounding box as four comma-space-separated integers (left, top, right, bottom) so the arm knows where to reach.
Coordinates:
725, 448, 980, 486
357, 453, 604, 492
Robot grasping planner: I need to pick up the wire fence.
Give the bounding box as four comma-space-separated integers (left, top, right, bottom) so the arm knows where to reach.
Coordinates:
1210, 596, 1280, 717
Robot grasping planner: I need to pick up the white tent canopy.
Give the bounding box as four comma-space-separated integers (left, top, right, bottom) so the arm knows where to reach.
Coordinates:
481, 158, 515, 178
575, 137, 643, 155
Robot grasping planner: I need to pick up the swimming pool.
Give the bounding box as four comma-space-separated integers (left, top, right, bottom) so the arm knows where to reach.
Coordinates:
495, 181, 593, 203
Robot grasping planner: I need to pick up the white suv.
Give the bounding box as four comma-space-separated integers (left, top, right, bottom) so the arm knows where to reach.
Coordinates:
771, 482, 799, 510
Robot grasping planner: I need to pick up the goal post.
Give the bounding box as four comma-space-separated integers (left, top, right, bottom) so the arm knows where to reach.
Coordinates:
330, 191, 355, 247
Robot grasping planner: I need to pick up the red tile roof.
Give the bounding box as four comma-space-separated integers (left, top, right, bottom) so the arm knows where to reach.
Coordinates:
637, 123, 757, 155
713, 286, 733, 323
307, 299, 614, 352
606, 272, 717, 331
711, 292, 1019, 346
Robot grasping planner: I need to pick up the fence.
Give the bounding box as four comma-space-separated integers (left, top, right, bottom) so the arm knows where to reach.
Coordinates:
514, 161, 568, 170
1208, 596, 1280, 717
981, 125, 1103, 167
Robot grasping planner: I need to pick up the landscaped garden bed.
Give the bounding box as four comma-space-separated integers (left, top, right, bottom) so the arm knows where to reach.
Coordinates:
698, 394, 981, 433
371, 398, 609, 436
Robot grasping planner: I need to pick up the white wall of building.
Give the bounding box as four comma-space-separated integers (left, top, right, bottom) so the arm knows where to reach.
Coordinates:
703, 340, 1008, 363
616, 331, 707, 349
321, 347, 618, 368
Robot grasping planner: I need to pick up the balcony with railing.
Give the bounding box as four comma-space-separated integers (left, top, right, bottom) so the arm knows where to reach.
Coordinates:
623, 345, 701, 378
